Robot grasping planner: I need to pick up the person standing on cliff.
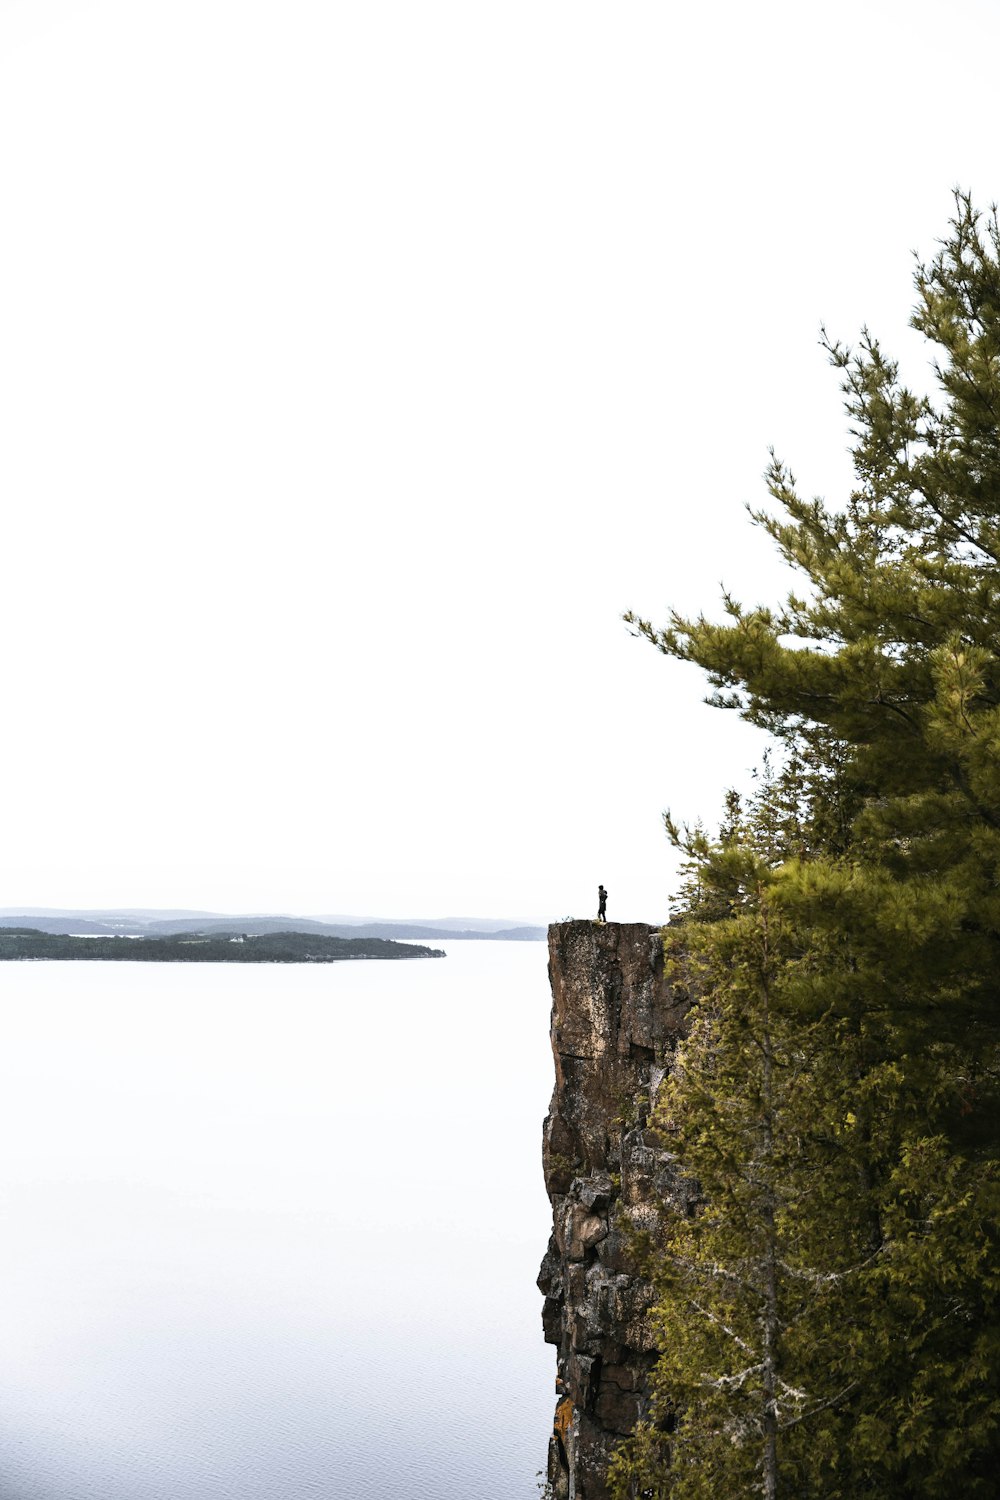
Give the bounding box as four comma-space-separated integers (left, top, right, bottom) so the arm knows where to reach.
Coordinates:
597, 885, 607, 922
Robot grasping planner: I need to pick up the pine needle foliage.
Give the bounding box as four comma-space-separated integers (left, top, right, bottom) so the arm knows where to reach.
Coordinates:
612, 194, 1000, 1498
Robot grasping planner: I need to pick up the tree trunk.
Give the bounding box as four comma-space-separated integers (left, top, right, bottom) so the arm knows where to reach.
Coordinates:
760, 903, 779, 1500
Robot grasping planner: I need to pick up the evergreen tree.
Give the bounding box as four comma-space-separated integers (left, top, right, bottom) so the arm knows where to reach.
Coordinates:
627, 191, 1000, 1053
611, 867, 869, 1497
615, 195, 1000, 1495
611, 797, 900, 1499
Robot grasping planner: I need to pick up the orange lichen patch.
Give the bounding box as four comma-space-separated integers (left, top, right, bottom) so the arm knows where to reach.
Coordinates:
554, 1397, 574, 1441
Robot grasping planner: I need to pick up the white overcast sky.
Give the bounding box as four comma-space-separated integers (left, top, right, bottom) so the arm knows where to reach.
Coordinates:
1, 0, 997, 923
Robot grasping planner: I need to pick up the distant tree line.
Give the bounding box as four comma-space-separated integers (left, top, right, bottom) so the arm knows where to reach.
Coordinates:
0, 929, 444, 962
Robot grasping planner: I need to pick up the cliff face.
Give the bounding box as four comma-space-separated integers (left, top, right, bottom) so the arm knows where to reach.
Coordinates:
538, 921, 690, 1500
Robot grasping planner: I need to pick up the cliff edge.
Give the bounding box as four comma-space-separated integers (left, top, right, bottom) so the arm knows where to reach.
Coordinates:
538, 920, 690, 1500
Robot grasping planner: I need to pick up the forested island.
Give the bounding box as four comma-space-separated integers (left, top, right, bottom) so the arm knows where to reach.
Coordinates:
0, 928, 444, 963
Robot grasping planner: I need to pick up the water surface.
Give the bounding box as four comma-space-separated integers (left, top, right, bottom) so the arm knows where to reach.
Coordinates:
0, 941, 554, 1498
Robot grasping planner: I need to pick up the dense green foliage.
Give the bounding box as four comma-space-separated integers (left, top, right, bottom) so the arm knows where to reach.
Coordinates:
0, 928, 444, 962
611, 195, 1000, 1498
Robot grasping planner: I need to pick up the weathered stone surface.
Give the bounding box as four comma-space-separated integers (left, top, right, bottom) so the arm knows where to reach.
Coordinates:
538, 920, 690, 1500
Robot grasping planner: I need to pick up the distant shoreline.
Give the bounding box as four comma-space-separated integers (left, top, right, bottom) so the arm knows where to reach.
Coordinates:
0, 929, 445, 964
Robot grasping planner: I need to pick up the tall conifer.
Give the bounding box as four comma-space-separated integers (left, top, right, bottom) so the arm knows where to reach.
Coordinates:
614, 195, 1000, 1496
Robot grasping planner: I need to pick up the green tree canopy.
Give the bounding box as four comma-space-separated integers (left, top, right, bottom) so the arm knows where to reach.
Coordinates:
612, 194, 1000, 1498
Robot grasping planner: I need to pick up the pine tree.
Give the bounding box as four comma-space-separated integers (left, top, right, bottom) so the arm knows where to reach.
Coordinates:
611, 805, 895, 1498
616, 194, 1000, 1495
627, 191, 1000, 1052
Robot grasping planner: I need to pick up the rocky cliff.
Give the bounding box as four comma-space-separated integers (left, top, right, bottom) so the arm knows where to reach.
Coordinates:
538, 920, 690, 1500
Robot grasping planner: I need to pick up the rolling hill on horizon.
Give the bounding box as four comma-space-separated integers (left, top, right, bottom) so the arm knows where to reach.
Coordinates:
0, 909, 546, 941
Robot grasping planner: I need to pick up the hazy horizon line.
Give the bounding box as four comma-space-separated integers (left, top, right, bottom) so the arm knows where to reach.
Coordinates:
0, 906, 545, 928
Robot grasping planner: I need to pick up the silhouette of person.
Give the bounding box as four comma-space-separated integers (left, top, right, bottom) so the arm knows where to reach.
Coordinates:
597, 885, 607, 922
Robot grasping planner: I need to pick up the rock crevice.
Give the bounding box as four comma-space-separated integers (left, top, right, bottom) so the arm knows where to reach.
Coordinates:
538, 920, 690, 1500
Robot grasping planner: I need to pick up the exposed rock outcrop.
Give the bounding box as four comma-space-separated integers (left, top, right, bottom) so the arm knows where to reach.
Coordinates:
538, 921, 690, 1500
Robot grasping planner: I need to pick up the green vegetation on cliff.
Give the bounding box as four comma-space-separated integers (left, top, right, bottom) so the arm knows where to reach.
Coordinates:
611, 195, 1000, 1498
0, 928, 444, 962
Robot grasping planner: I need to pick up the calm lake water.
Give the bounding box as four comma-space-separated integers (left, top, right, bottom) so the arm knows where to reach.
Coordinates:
0, 941, 555, 1499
